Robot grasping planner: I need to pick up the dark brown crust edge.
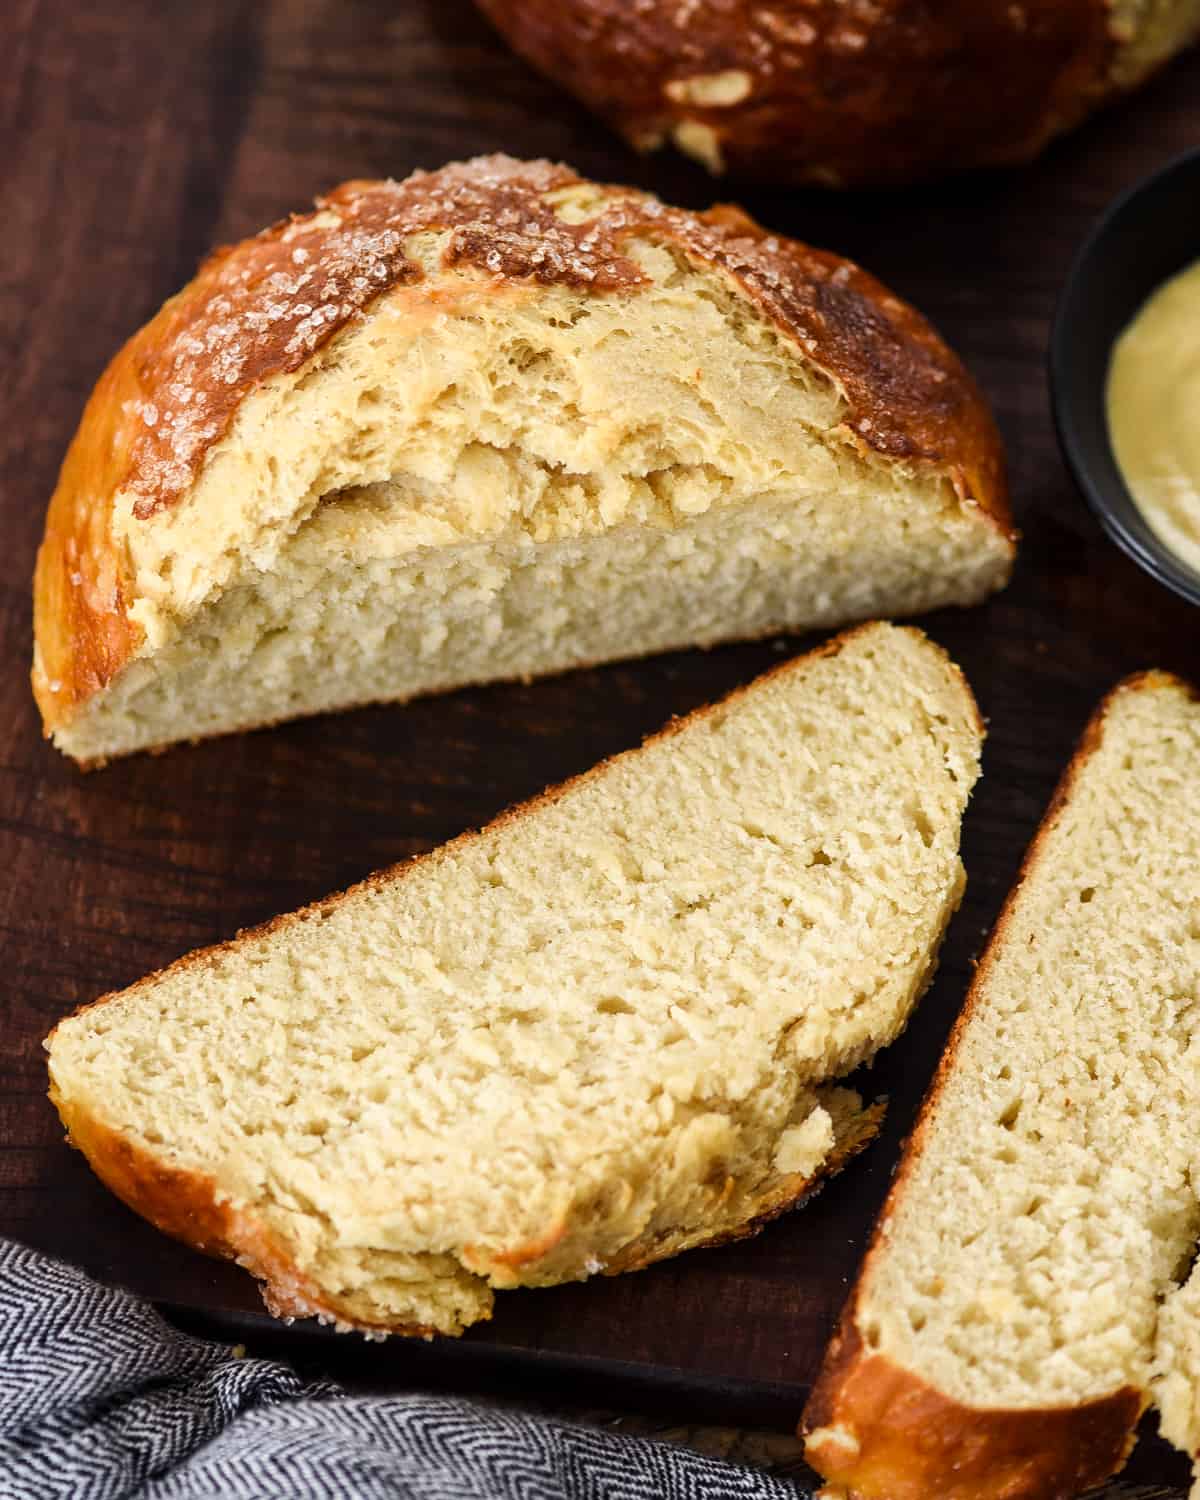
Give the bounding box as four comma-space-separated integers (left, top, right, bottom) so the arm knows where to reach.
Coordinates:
474, 0, 1194, 188
45, 621, 979, 1336
801, 668, 1199, 1500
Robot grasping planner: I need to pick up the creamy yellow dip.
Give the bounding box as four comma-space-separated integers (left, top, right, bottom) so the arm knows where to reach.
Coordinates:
1107, 258, 1200, 576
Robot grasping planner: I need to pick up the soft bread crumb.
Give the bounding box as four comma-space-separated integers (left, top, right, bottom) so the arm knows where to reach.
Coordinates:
47, 623, 981, 1335
773, 1107, 835, 1177
46, 191, 1011, 763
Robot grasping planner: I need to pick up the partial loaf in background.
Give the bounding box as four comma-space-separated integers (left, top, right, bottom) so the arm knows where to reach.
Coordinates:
33, 155, 1012, 765
804, 670, 1200, 1500
46, 623, 983, 1336
476, 2, 1200, 187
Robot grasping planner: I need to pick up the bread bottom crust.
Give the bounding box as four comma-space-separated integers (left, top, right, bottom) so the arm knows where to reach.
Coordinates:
804, 1311, 1143, 1500
53, 1087, 883, 1337
50, 1088, 435, 1337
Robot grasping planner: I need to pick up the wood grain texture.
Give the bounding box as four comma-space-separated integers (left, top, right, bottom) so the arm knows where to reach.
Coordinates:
1, 1, 1198, 1491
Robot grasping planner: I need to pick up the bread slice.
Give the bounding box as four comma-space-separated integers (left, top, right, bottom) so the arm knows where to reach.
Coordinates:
32, 155, 1013, 765
45, 622, 981, 1336
803, 670, 1200, 1500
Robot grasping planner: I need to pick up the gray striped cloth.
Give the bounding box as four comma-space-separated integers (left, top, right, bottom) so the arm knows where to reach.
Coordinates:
0, 1237, 804, 1498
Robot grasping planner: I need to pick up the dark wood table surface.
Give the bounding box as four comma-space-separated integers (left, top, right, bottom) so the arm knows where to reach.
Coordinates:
4, 2, 1200, 1491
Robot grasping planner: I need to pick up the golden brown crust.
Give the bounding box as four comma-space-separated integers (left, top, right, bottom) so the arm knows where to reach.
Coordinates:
33, 155, 1011, 742
50, 1085, 434, 1336
33, 361, 151, 733
804, 1314, 1143, 1500
51, 1076, 882, 1336
46, 622, 972, 1334
801, 669, 1197, 1500
474, 1, 1176, 187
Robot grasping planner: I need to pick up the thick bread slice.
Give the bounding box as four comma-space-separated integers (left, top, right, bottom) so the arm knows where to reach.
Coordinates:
804, 671, 1200, 1500
32, 154, 1013, 765
45, 622, 981, 1336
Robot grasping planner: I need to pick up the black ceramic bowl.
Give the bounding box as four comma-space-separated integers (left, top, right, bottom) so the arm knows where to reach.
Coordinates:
1051, 146, 1200, 606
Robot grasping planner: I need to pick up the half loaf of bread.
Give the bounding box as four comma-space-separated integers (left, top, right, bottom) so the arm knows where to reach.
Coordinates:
803, 669, 1200, 1500
46, 622, 981, 1336
33, 154, 1012, 765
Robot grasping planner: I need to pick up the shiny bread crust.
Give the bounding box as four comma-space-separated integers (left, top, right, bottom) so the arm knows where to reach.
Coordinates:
32, 155, 1011, 741
474, 1, 1193, 187
801, 672, 1196, 1500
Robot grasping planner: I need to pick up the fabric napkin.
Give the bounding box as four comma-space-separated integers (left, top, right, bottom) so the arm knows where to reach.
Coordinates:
0, 1237, 806, 1498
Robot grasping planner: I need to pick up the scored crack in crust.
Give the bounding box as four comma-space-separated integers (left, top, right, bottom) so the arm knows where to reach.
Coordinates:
32, 155, 1011, 748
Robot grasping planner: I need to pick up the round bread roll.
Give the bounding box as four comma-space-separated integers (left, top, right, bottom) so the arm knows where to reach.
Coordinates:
474, 1, 1200, 186
33, 156, 1012, 765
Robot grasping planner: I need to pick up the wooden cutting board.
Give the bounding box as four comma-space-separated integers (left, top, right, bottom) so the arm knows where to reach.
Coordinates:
3, 2, 1199, 1489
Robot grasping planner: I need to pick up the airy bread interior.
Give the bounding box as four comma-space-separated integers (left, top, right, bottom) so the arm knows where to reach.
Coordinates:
50, 216, 1010, 763
47, 623, 982, 1335
830, 675, 1200, 1417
